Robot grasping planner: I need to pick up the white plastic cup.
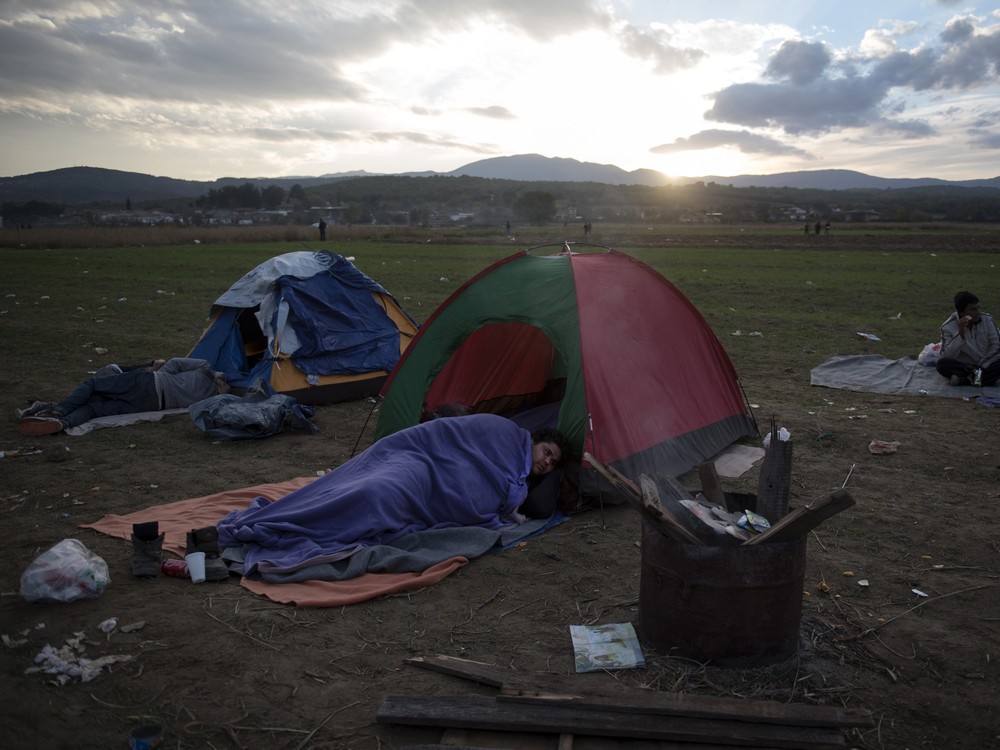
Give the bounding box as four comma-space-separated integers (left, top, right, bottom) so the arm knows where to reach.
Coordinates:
185, 552, 206, 584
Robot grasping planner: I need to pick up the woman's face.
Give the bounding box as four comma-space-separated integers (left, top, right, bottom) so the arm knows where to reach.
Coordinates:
961, 301, 982, 323
531, 441, 562, 476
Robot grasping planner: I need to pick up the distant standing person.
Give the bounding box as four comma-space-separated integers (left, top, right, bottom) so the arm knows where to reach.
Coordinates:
814, 221, 821, 235
318, 218, 327, 241
935, 291, 1000, 386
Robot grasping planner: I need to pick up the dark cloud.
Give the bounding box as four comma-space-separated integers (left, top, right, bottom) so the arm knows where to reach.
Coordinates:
650, 129, 811, 157
0, 1, 630, 106
968, 129, 1000, 148
765, 40, 831, 85
872, 118, 936, 137
0, 4, 370, 103
706, 16, 1000, 136
940, 16, 975, 43
970, 110, 1000, 128
706, 78, 886, 134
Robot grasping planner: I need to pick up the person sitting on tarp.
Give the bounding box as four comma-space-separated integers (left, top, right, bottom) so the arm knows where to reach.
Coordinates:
17, 357, 230, 436
936, 291, 1000, 387
215, 414, 570, 577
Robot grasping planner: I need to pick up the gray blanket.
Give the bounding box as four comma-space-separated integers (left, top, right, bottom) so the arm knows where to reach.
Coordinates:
810, 354, 1000, 399
224, 515, 562, 583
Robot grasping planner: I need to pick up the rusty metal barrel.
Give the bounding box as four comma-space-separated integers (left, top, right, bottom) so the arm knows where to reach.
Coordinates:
636, 517, 807, 667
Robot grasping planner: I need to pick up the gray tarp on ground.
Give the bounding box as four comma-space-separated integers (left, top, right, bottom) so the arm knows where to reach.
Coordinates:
810, 354, 1000, 398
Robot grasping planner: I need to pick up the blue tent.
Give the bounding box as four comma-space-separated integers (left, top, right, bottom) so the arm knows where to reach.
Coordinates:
190, 251, 418, 404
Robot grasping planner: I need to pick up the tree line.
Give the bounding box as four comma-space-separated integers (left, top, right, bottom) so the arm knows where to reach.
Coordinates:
5, 174, 1000, 227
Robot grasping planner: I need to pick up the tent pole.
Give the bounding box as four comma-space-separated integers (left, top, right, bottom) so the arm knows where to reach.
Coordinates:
351, 396, 381, 457
737, 379, 761, 437
586, 413, 607, 530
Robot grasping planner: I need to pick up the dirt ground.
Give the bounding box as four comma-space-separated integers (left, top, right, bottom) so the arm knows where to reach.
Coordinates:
2, 234, 999, 750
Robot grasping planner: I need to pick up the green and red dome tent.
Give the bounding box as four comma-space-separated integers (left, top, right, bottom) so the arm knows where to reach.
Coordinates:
374, 246, 756, 480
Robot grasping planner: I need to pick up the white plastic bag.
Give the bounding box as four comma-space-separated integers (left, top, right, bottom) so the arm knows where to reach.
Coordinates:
20, 539, 110, 603
762, 427, 791, 447
917, 342, 941, 366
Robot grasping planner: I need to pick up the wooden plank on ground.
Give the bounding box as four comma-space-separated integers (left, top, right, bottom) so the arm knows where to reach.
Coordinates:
404, 655, 873, 730
404, 655, 511, 687
497, 685, 874, 729
429, 728, 748, 750
377, 694, 848, 749
744, 490, 855, 545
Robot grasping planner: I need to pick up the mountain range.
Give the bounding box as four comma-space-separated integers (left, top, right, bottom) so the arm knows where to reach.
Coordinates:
3, 154, 999, 205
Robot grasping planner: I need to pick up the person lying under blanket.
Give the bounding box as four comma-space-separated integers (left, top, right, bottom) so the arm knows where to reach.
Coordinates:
216, 413, 570, 577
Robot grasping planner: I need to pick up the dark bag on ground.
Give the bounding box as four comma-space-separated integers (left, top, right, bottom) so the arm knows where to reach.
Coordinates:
189, 380, 318, 440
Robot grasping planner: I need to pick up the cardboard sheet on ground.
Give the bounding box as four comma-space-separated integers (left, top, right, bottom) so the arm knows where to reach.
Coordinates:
81, 477, 566, 607
811, 354, 1000, 399
707, 443, 765, 478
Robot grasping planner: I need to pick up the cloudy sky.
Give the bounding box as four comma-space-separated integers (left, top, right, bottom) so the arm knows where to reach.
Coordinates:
2, 0, 999, 181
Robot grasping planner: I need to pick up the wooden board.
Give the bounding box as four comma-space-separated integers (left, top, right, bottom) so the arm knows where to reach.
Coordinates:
405, 655, 873, 730
497, 685, 874, 730
697, 462, 727, 508
756, 430, 792, 522
378, 694, 848, 749
744, 490, 855, 545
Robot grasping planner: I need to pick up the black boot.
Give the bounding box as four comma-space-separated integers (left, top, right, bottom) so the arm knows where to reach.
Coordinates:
131, 521, 163, 577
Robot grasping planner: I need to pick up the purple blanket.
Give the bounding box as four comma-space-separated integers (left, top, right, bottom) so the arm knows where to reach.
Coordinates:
217, 414, 533, 574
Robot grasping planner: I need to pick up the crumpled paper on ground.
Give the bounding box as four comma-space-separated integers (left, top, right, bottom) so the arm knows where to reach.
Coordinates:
25, 632, 132, 685
868, 440, 900, 454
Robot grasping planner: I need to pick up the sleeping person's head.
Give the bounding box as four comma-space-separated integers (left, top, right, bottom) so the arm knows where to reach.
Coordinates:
530, 428, 570, 476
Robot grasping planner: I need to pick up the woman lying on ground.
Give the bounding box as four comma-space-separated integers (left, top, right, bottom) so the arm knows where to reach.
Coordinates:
216, 413, 570, 577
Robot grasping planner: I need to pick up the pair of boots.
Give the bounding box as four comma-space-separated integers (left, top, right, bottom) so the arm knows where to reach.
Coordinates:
130, 522, 229, 581
185, 526, 230, 581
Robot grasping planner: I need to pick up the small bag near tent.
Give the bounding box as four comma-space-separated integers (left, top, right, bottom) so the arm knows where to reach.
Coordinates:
375, 246, 757, 486
190, 251, 418, 404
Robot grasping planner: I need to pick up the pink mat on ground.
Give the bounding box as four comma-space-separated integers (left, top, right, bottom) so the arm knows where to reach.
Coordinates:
80, 477, 469, 607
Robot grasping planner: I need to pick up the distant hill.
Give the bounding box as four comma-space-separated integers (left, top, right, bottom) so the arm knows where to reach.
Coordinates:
693, 168, 1000, 190
0, 166, 370, 205
0, 166, 208, 204
2, 157, 999, 205
446, 154, 670, 186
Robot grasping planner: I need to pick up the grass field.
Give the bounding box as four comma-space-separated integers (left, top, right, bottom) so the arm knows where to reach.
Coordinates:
2, 223, 996, 397
1, 224, 999, 749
